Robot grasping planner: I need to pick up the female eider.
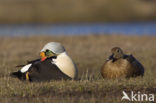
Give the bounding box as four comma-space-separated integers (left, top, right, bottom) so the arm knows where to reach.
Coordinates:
101, 47, 144, 79
11, 42, 78, 82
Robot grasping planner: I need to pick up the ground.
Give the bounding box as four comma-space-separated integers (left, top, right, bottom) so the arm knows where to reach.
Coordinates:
0, 35, 156, 103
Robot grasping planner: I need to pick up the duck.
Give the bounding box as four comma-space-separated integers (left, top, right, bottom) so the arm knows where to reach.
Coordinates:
10, 42, 78, 82
101, 47, 144, 79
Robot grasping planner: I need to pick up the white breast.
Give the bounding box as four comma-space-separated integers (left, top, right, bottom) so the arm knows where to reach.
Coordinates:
53, 52, 78, 79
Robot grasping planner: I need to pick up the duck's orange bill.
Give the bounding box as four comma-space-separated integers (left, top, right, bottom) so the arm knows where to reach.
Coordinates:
40, 52, 47, 61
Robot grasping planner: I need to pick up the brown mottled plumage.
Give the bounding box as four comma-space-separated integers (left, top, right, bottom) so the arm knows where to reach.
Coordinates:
101, 47, 144, 79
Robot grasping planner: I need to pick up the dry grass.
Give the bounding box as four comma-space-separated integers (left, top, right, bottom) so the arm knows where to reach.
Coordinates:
0, 35, 156, 103
0, 0, 156, 23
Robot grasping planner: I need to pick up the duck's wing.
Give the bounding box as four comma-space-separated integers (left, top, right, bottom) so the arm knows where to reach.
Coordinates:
11, 58, 40, 80
16, 58, 41, 68
27, 58, 41, 64
16, 56, 57, 67
28, 58, 71, 82
126, 54, 144, 77
16, 65, 26, 67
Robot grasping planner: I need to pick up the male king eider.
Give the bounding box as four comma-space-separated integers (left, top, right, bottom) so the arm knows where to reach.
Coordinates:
101, 47, 144, 79
10, 42, 78, 82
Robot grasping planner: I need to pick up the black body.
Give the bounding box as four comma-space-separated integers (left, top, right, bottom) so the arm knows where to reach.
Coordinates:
10, 56, 72, 82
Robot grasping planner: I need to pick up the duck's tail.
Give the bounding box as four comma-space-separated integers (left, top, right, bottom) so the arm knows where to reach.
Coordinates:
10, 71, 26, 80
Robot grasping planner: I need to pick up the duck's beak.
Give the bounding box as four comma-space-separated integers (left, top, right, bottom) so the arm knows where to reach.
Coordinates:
109, 54, 114, 60
109, 53, 116, 62
40, 52, 47, 61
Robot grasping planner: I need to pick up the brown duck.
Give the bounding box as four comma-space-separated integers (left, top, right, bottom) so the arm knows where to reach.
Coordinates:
101, 47, 144, 78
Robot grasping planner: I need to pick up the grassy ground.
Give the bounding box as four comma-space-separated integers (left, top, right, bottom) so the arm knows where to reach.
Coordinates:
0, 35, 156, 103
0, 0, 156, 23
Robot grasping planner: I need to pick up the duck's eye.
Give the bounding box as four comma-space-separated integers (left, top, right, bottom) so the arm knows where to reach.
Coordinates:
46, 49, 50, 52
117, 49, 120, 53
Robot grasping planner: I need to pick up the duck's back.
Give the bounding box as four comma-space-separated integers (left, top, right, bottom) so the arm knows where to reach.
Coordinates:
125, 55, 144, 77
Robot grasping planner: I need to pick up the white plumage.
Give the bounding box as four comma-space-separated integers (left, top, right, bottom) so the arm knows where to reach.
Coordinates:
53, 52, 78, 79
20, 64, 32, 73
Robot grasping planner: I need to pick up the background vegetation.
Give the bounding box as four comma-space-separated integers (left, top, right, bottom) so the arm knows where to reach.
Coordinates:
0, 35, 156, 103
0, 0, 156, 23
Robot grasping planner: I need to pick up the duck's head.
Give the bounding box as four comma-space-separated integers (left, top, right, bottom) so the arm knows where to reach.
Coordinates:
109, 47, 124, 61
40, 42, 65, 61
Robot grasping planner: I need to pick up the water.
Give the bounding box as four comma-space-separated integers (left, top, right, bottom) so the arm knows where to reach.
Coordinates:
0, 22, 156, 36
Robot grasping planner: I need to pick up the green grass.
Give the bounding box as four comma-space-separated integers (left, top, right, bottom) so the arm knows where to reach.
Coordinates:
0, 35, 156, 103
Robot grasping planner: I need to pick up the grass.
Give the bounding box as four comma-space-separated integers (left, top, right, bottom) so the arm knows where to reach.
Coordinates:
0, 0, 156, 23
0, 35, 156, 103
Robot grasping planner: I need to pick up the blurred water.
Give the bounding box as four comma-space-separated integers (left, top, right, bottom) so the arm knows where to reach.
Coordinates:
0, 22, 156, 36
